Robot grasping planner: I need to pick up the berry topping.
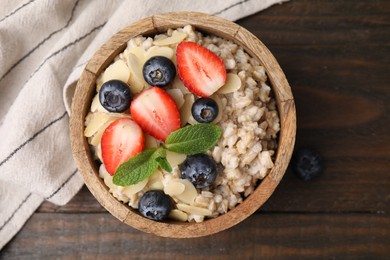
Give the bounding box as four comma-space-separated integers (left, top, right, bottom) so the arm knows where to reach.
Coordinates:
191, 98, 219, 123
99, 80, 132, 113
130, 87, 180, 141
179, 154, 217, 188
101, 118, 144, 175
292, 148, 324, 181
176, 42, 227, 97
138, 190, 173, 221
142, 56, 176, 87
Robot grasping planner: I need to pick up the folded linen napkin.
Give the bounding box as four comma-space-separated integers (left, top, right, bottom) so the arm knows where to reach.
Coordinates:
0, 0, 288, 249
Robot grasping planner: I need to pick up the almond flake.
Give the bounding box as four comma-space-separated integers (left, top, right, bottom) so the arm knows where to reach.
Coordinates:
164, 181, 185, 196
175, 179, 198, 204
89, 114, 130, 146
145, 46, 174, 60
166, 150, 186, 168
180, 94, 195, 126
145, 134, 159, 149
126, 53, 148, 93
176, 203, 212, 216
129, 46, 147, 67
217, 73, 242, 94
187, 114, 198, 125
173, 77, 190, 94
211, 94, 223, 124
122, 178, 148, 197
169, 209, 188, 222
84, 112, 111, 137
91, 94, 106, 112
102, 59, 131, 84
153, 32, 187, 46
148, 180, 164, 190
166, 89, 185, 109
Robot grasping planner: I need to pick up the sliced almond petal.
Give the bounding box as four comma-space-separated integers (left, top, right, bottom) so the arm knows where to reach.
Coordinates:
90, 121, 111, 146
122, 178, 148, 197
217, 73, 242, 94
149, 170, 164, 182
129, 46, 147, 66
175, 179, 198, 204
211, 94, 223, 124
147, 170, 164, 190
145, 134, 159, 149
96, 143, 103, 162
96, 75, 104, 92
166, 151, 186, 168
102, 59, 131, 84
173, 77, 190, 94
169, 209, 188, 222
99, 164, 110, 179
164, 181, 185, 196
180, 94, 195, 127
89, 114, 130, 146
91, 94, 106, 112
103, 174, 114, 189
145, 46, 174, 60
126, 53, 148, 93
148, 180, 164, 190
176, 203, 212, 216
153, 32, 187, 46
166, 89, 185, 109
187, 114, 198, 125
84, 112, 111, 137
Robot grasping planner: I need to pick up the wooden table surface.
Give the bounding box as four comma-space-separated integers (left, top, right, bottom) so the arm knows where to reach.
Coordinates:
1, 0, 389, 259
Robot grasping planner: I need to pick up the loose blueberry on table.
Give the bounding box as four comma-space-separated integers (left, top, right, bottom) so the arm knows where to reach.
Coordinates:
292, 148, 323, 181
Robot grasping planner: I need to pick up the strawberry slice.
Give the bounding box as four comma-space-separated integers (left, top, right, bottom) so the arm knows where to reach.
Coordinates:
176, 41, 227, 97
130, 87, 180, 141
101, 118, 144, 175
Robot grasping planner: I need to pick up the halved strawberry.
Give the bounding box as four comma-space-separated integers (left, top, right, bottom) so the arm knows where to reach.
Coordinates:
130, 87, 180, 141
176, 41, 227, 97
101, 118, 144, 175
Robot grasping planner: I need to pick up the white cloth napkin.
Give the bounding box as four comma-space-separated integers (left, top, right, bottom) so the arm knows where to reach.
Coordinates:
0, 0, 288, 249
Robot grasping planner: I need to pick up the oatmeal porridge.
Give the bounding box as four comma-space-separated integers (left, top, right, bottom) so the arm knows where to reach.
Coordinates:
84, 25, 280, 223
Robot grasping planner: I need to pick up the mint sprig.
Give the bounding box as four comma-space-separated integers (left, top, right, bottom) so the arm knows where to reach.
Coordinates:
112, 124, 221, 186
113, 148, 165, 186
164, 124, 222, 155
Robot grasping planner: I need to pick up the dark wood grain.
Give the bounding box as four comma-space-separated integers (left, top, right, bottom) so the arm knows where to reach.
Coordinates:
3, 0, 390, 257
1, 213, 389, 259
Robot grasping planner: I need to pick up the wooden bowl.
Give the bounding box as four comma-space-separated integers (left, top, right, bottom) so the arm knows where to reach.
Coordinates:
70, 12, 296, 238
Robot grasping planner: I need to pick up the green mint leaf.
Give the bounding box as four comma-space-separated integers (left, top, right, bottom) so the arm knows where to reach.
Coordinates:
155, 157, 172, 172
151, 147, 166, 161
164, 124, 222, 155
151, 147, 172, 172
113, 148, 158, 186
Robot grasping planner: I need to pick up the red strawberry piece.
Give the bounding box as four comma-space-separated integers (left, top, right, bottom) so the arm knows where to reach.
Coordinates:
101, 118, 144, 175
130, 87, 180, 141
176, 41, 227, 97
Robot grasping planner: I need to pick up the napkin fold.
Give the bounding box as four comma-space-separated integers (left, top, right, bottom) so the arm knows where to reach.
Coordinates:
0, 0, 288, 249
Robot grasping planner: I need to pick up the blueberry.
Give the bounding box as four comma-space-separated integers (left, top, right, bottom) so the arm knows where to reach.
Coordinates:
143, 56, 176, 87
191, 98, 219, 123
179, 154, 217, 188
99, 80, 132, 113
138, 190, 173, 221
292, 148, 323, 181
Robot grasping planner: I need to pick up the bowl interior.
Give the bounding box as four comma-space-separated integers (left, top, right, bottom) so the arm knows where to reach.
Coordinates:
70, 12, 296, 238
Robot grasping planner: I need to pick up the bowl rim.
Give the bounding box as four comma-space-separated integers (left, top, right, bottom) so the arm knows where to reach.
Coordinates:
70, 11, 296, 238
